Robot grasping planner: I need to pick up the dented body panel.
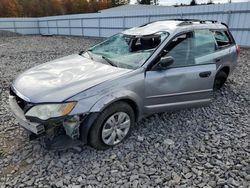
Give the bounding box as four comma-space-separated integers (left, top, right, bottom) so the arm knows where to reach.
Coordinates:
145, 64, 216, 113
9, 20, 239, 143
13, 54, 131, 103
68, 68, 145, 120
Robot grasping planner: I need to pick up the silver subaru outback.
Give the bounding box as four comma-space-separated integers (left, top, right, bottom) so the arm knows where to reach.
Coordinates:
9, 19, 240, 149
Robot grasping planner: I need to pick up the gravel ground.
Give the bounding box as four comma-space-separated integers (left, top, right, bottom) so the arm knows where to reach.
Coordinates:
0, 31, 21, 37
0, 36, 249, 188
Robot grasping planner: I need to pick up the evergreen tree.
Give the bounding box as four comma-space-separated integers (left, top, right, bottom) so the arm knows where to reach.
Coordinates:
207, 0, 213, 4
190, 0, 197, 6
137, 0, 151, 5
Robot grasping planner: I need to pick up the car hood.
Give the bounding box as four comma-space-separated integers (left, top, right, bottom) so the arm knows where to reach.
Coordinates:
13, 54, 131, 103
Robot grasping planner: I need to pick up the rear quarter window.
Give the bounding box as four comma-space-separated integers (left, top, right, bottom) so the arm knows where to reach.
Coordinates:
212, 30, 232, 48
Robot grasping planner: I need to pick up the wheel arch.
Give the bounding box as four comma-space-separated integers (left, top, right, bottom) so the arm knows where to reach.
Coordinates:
115, 98, 139, 121
219, 66, 230, 76
90, 94, 142, 122
80, 91, 143, 144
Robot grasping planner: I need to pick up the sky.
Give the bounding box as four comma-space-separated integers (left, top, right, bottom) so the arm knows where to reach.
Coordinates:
130, 0, 250, 5
160, 0, 249, 5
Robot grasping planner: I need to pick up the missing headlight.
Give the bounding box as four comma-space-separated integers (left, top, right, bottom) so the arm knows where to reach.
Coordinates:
63, 115, 80, 140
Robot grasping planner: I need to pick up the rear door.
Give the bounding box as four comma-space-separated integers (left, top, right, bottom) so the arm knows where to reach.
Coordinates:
144, 30, 217, 113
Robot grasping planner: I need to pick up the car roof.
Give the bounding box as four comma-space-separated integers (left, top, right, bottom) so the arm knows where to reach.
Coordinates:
122, 20, 227, 36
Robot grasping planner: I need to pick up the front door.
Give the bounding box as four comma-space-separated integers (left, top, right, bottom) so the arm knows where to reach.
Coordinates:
145, 30, 217, 113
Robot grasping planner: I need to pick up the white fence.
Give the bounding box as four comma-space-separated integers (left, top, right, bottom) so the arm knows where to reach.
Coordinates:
0, 18, 39, 35
0, 2, 250, 46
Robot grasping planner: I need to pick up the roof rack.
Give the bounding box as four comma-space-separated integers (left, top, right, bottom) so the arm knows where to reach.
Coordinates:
137, 19, 197, 28
138, 19, 225, 28
177, 19, 219, 26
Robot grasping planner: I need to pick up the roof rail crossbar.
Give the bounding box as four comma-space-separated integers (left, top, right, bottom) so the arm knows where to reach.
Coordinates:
177, 19, 200, 26
177, 19, 219, 26
173, 19, 201, 21
138, 19, 222, 28
139, 19, 202, 27
204, 20, 218, 23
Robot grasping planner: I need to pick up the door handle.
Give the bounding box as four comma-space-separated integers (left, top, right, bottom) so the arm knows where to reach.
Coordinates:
215, 58, 221, 62
199, 71, 211, 78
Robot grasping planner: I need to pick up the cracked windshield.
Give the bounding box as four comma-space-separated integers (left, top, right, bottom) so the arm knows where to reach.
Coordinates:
85, 32, 168, 69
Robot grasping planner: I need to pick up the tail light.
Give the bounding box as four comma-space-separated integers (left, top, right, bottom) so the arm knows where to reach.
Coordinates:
236, 45, 240, 55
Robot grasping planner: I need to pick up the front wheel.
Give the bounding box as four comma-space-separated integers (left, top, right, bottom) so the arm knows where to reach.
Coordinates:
88, 102, 135, 150
213, 71, 228, 90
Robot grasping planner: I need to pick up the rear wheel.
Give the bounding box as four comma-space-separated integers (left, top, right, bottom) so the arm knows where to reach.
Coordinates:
88, 102, 135, 150
213, 71, 228, 90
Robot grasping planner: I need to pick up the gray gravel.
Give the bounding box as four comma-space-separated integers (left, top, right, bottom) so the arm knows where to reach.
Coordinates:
0, 31, 21, 37
0, 36, 250, 188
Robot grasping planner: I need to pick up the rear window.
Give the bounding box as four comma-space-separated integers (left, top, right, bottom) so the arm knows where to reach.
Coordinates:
212, 30, 232, 48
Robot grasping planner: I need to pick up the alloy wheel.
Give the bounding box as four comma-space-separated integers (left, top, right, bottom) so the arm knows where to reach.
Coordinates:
101, 112, 131, 146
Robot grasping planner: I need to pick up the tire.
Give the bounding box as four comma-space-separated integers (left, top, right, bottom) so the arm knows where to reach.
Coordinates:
213, 71, 228, 90
88, 101, 135, 150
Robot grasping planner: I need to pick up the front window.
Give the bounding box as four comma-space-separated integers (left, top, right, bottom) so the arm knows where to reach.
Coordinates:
84, 32, 168, 69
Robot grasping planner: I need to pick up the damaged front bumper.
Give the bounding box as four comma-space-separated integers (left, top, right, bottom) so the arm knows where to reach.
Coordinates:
9, 95, 45, 135
9, 95, 88, 141
9, 94, 99, 144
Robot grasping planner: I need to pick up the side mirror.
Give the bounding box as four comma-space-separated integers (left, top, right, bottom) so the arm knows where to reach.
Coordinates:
158, 56, 174, 70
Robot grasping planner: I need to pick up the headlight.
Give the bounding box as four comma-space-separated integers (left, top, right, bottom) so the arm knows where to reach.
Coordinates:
25, 102, 76, 120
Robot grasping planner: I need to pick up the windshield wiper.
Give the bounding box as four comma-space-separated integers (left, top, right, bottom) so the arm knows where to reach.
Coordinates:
86, 50, 93, 60
79, 50, 93, 60
102, 56, 117, 67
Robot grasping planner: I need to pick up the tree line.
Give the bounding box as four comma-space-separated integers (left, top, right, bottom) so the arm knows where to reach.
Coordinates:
0, 0, 234, 17
0, 0, 123, 17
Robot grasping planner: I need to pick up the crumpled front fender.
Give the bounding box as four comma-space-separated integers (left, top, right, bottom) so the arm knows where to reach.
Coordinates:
89, 90, 143, 120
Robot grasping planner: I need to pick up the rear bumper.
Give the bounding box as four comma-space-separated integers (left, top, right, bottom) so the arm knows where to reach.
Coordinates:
9, 95, 45, 135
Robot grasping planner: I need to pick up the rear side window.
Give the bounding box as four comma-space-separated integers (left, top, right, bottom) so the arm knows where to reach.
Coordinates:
212, 30, 232, 48
194, 30, 216, 57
